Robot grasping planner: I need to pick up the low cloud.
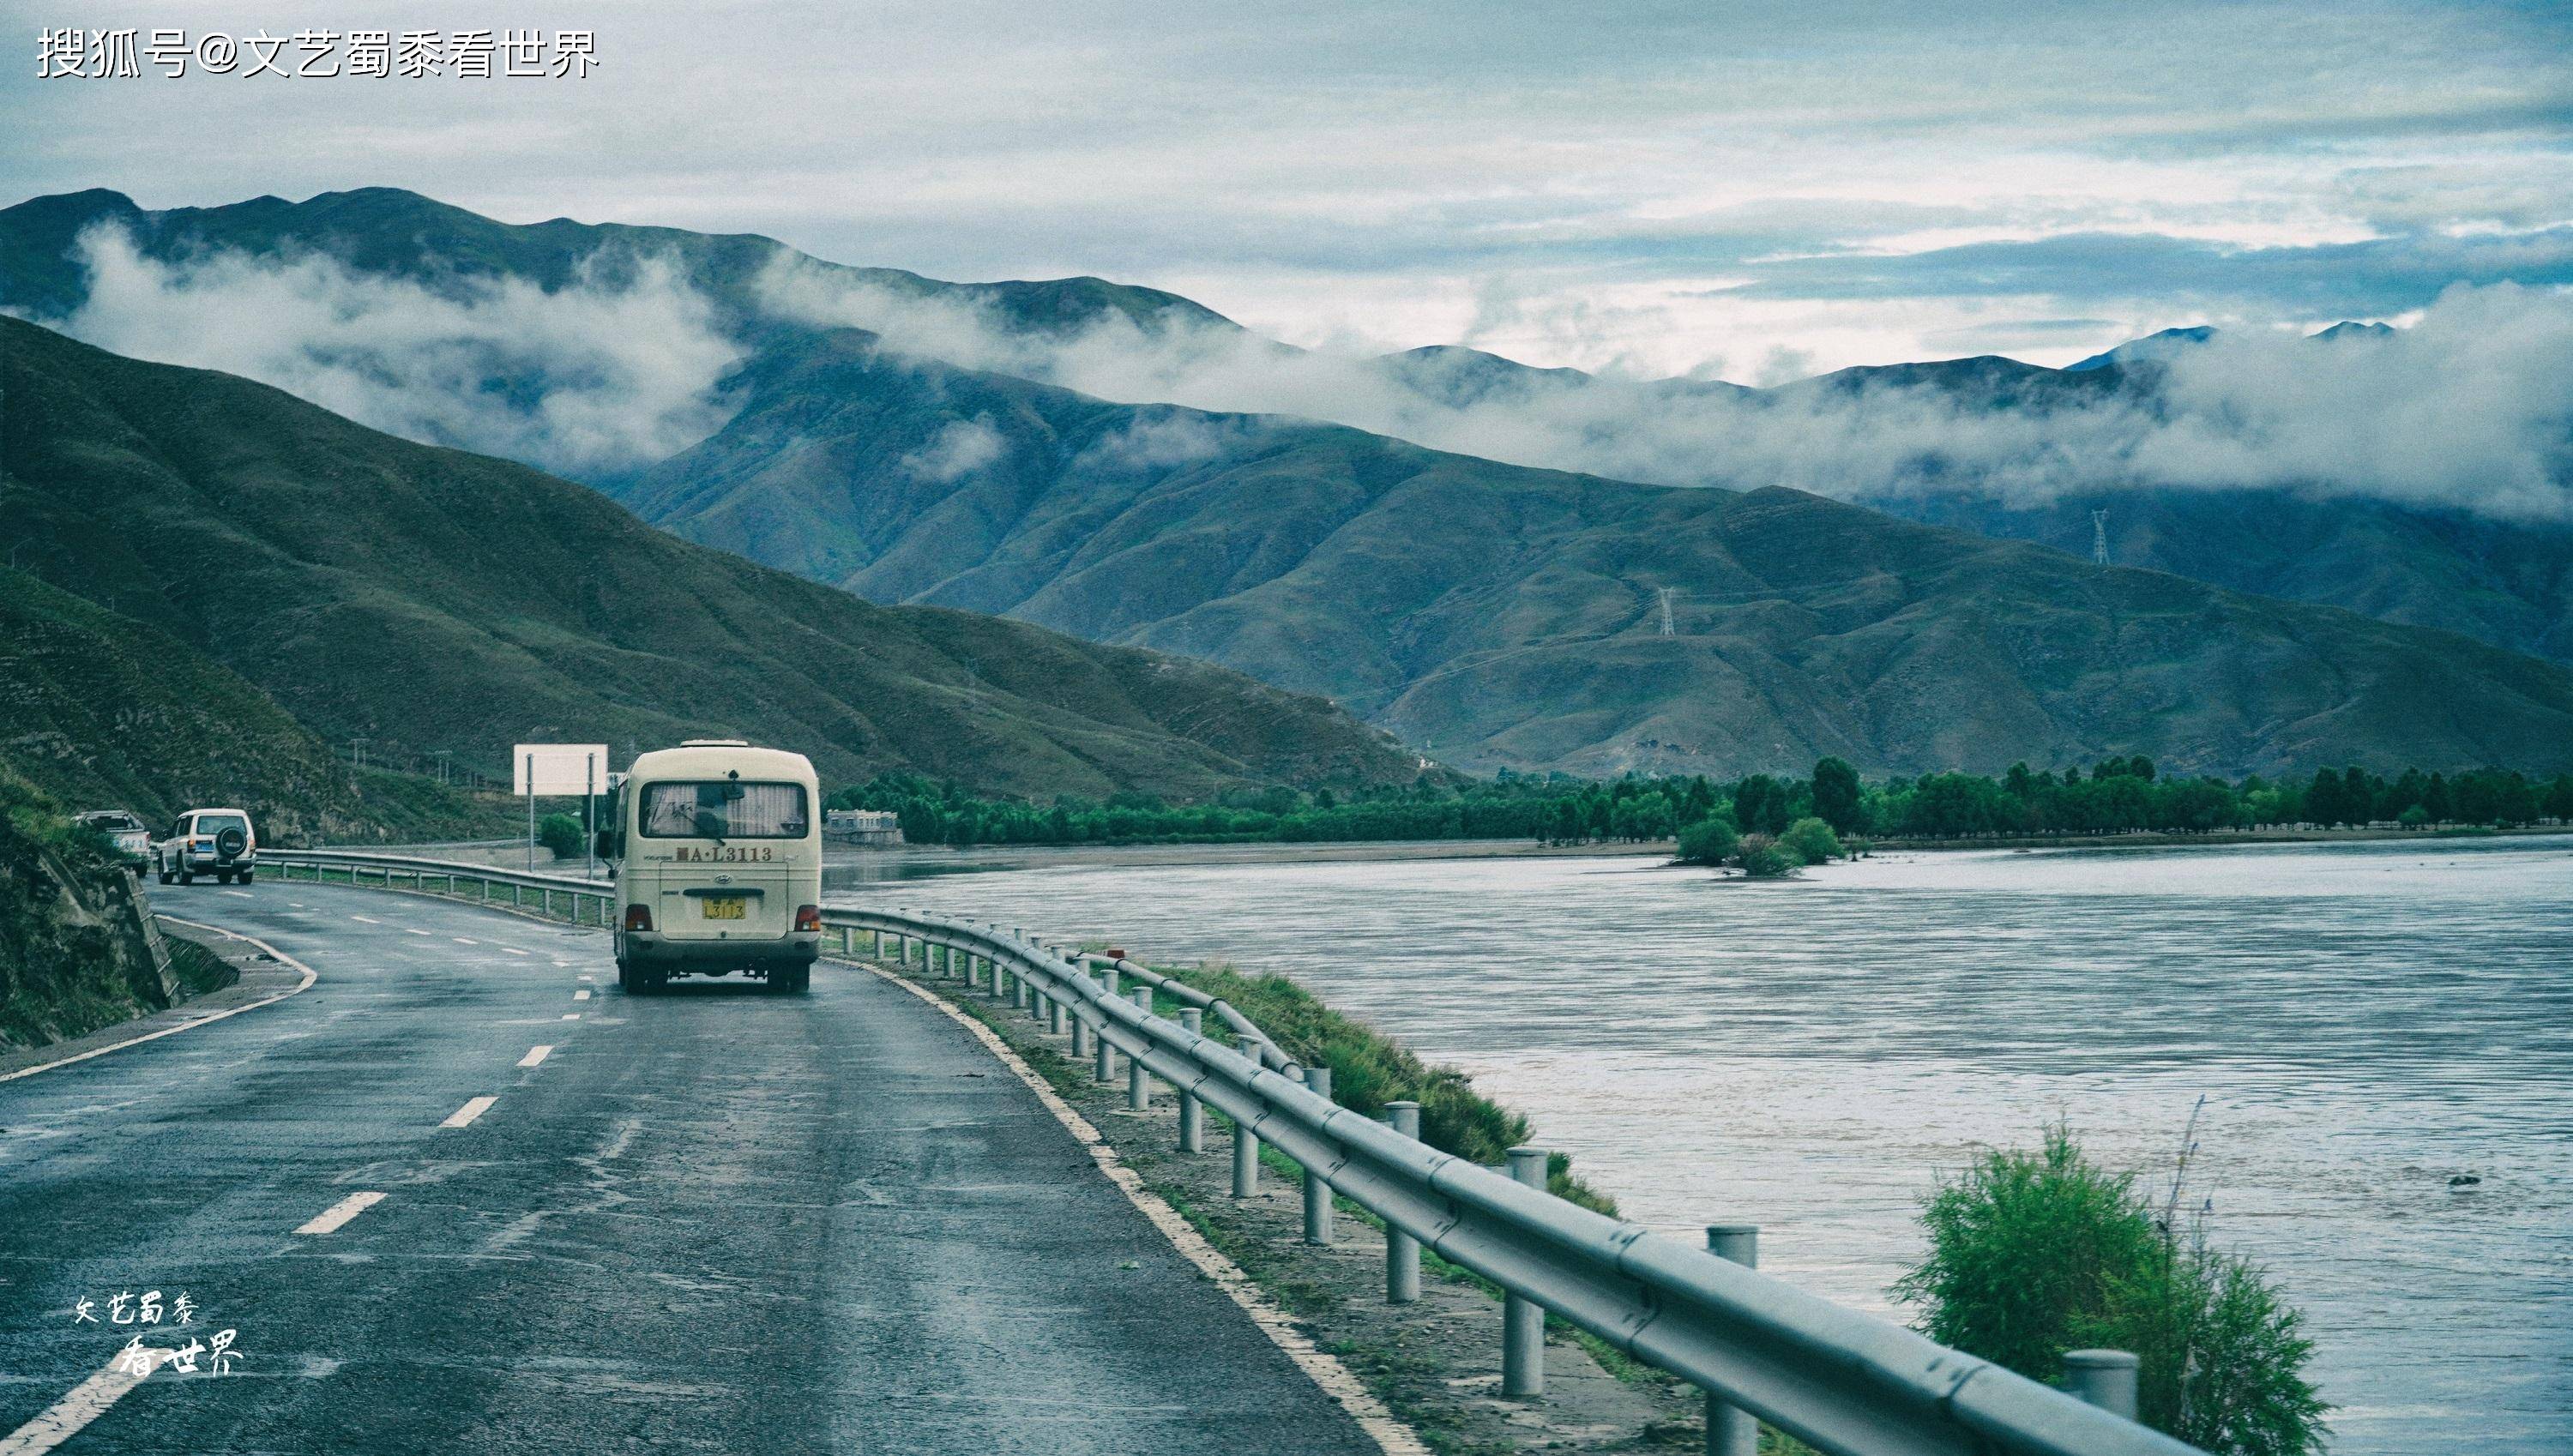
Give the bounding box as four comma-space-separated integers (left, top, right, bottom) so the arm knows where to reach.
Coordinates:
32, 226, 2572, 524
761, 255, 2573, 522
900, 416, 1007, 481
51, 226, 744, 478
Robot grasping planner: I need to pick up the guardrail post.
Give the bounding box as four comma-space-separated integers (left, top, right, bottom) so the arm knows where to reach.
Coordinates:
1232, 1108, 1261, 1197
1176, 1009, 1205, 1152
1093, 976, 1118, 1083
1503, 1146, 1548, 1398
1049, 992, 1067, 1036
1016, 963, 1033, 1012
1070, 989, 1093, 1057
1127, 987, 1154, 1109
2063, 1351, 2141, 1420
1302, 1067, 1335, 1245
1384, 1102, 1423, 1302
1704, 1225, 1759, 1455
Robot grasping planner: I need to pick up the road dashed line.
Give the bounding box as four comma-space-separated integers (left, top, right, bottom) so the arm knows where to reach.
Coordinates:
219, 889, 253, 899
294, 1191, 386, 1236
0, 1344, 179, 1454
438, 1097, 497, 1129
452, 937, 479, 946
573, 990, 591, 1001
501, 948, 531, 957
561, 1014, 580, 1021
348, 915, 383, 925
518, 1045, 552, 1068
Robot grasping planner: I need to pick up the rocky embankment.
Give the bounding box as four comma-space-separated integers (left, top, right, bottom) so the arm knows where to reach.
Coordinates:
0, 789, 220, 1050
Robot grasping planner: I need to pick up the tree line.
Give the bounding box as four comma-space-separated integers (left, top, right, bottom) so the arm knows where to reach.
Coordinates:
826, 758, 2573, 850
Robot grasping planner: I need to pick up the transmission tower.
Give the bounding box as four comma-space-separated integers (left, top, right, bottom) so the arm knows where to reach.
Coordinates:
2091, 510, 2110, 566
1659, 587, 1677, 636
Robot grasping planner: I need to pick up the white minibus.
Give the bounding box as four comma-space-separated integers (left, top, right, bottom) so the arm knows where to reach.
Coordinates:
606, 741, 823, 993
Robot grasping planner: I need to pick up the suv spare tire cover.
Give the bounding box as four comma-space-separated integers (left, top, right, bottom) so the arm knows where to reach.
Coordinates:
215, 826, 248, 858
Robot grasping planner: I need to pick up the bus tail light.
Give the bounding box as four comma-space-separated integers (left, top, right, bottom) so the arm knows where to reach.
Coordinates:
794, 905, 823, 933
624, 904, 654, 932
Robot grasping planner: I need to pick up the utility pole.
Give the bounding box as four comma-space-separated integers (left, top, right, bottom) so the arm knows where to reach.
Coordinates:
2092, 510, 2111, 566
431, 749, 452, 786
1659, 587, 1677, 636
349, 737, 369, 774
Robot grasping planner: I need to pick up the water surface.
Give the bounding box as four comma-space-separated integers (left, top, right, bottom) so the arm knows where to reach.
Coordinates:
830, 835, 2573, 1453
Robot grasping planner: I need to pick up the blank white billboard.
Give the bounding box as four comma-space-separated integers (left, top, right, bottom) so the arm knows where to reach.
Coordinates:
512, 743, 609, 796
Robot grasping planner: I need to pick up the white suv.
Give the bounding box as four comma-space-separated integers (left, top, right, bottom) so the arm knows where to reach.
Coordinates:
155, 809, 258, 885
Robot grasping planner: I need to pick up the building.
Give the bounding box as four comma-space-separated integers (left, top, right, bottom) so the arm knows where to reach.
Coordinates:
823, 809, 906, 847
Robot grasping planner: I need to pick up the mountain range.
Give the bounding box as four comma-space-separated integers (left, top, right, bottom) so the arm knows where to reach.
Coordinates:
0, 316, 1419, 826
6, 187, 2571, 781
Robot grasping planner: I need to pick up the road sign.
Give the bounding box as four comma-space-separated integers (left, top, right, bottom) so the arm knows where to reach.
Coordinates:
512, 744, 608, 797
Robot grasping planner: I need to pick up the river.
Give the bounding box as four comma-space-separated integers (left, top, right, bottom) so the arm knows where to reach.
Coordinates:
825, 833, 2573, 1453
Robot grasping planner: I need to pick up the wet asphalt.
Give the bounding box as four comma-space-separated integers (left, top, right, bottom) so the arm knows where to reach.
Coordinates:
0, 881, 1379, 1454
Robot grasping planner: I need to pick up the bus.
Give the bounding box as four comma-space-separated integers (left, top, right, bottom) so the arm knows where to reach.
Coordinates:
605, 741, 823, 994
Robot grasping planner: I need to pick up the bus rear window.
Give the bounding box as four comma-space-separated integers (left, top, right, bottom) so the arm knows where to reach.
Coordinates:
638, 781, 809, 839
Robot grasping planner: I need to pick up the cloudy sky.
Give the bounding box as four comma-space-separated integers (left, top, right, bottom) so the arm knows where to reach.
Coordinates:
6, 0, 2570, 376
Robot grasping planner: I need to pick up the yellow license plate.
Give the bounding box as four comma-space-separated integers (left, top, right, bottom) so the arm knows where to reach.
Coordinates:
702, 897, 747, 920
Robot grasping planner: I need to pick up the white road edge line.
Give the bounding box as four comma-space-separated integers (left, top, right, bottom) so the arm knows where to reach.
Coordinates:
0, 1344, 178, 1456
0, 919, 320, 1085
438, 1096, 498, 1129
294, 1190, 387, 1236
854, 960, 1431, 1456
518, 1045, 552, 1068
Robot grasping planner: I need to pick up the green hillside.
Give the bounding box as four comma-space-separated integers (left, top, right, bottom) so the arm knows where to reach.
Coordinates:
623, 330, 2573, 779
0, 317, 1415, 801
0, 567, 522, 839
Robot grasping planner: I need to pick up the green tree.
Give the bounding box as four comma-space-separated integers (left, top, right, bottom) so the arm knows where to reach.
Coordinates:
1812, 755, 1867, 835
1673, 815, 1740, 866
536, 812, 585, 860
1779, 815, 1844, 864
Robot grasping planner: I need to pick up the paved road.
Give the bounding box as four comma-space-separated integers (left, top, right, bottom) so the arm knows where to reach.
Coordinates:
0, 881, 1381, 1454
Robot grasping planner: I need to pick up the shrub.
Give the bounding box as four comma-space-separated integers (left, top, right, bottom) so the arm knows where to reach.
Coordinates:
1674, 815, 1741, 865
1732, 834, 1799, 878
1779, 816, 1844, 864
1161, 960, 1620, 1216
536, 812, 586, 860
1894, 1125, 2328, 1456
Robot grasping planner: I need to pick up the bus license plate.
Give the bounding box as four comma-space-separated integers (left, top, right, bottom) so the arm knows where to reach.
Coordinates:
702, 896, 747, 920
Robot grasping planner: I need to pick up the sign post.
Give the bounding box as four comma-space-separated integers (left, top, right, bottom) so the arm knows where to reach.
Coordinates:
514, 744, 609, 875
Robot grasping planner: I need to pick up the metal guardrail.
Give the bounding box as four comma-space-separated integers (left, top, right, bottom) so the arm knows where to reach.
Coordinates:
258, 847, 2202, 1456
